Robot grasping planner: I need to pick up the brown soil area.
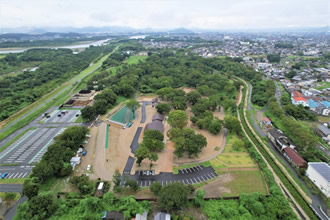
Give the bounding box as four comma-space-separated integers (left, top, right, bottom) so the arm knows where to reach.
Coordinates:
256, 110, 265, 123
182, 87, 196, 93
198, 173, 233, 198
173, 106, 226, 165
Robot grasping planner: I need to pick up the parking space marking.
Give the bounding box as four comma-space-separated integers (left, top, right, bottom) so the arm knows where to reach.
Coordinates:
194, 178, 198, 183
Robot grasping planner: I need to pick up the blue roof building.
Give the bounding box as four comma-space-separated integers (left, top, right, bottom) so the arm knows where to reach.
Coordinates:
321, 101, 330, 108
307, 99, 319, 108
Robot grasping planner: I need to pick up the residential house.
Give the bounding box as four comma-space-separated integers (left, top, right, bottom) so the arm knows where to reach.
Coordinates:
315, 125, 330, 143
306, 162, 330, 198
263, 117, 272, 128
267, 129, 306, 168
135, 211, 148, 220
154, 212, 171, 220
102, 211, 124, 220
291, 91, 309, 107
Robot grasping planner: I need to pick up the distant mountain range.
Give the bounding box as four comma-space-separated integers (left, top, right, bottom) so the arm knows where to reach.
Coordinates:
0, 25, 328, 34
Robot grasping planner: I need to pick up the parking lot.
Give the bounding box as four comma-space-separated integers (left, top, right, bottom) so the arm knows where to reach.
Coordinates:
0, 165, 34, 179
0, 127, 64, 165
45, 109, 80, 123
121, 165, 218, 187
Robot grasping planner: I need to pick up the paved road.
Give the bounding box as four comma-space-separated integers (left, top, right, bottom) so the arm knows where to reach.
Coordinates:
0, 184, 23, 193
4, 196, 27, 220
248, 83, 329, 220
130, 127, 143, 154
121, 165, 217, 187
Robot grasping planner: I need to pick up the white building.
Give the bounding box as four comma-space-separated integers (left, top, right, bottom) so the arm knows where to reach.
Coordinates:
306, 162, 330, 198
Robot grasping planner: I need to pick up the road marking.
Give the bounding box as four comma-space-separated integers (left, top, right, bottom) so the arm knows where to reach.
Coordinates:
13, 173, 20, 178
194, 178, 198, 183
17, 173, 24, 178
22, 172, 28, 178
197, 165, 202, 169
207, 174, 212, 179
190, 178, 195, 184
8, 173, 15, 178
200, 176, 206, 181
210, 173, 216, 178
195, 166, 200, 170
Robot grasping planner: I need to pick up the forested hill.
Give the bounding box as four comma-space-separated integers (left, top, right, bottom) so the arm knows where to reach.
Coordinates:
0, 46, 113, 120
87, 50, 260, 97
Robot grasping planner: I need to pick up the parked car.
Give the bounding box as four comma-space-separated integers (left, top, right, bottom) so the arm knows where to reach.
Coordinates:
87, 164, 91, 171
1, 172, 8, 179
127, 122, 133, 127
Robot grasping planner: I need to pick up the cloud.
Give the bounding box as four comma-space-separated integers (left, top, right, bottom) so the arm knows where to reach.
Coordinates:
0, 0, 328, 29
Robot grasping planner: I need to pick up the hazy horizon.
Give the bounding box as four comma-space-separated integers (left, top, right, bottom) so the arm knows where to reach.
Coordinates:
0, 0, 329, 31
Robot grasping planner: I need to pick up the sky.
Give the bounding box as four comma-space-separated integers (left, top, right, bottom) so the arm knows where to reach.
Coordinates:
0, 0, 329, 30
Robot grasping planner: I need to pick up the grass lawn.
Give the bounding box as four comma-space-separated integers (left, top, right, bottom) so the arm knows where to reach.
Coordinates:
223, 133, 247, 153
0, 192, 20, 201
0, 178, 27, 184
74, 115, 86, 123
124, 55, 147, 65
318, 116, 330, 123
223, 170, 268, 197
217, 153, 256, 166
209, 158, 227, 169
39, 177, 67, 193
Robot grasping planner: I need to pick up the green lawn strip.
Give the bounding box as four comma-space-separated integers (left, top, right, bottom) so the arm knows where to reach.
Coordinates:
0, 126, 37, 152
0, 163, 21, 166
172, 161, 211, 174
0, 192, 21, 201
238, 84, 317, 219
74, 115, 86, 123
105, 124, 109, 149
223, 170, 268, 197
0, 178, 27, 184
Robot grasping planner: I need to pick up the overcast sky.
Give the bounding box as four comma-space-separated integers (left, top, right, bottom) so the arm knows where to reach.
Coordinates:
0, 0, 329, 29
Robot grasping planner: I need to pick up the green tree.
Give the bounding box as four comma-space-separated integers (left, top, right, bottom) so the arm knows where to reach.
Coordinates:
158, 182, 192, 211
148, 152, 158, 168
187, 91, 201, 105
232, 139, 245, 151
126, 99, 141, 119
194, 189, 205, 207
81, 105, 96, 121
168, 110, 188, 129
135, 146, 149, 166
125, 179, 139, 192
224, 116, 241, 134
22, 178, 40, 199
94, 99, 108, 115
150, 182, 162, 195
208, 119, 223, 134
113, 169, 122, 188
156, 103, 171, 114
143, 129, 164, 141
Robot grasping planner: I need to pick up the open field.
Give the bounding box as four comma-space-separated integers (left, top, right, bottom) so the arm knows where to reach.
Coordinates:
217, 153, 256, 166
124, 55, 147, 64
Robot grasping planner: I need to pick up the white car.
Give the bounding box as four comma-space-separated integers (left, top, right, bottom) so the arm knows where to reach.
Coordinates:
87, 164, 91, 171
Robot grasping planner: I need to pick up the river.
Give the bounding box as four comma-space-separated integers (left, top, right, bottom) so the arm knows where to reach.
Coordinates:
0, 39, 110, 54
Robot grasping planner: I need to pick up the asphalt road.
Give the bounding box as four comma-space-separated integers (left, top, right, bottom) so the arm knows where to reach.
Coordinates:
4, 196, 27, 220
248, 83, 329, 220
121, 165, 217, 187
130, 127, 143, 154
0, 184, 23, 193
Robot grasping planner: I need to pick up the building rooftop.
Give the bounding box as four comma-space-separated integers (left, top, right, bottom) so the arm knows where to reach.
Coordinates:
317, 125, 330, 136
321, 101, 330, 108
152, 114, 164, 121
308, 162, 330, 182
145, 121, 164, 133
307, 99, 319, 108
283, 147, 306, 167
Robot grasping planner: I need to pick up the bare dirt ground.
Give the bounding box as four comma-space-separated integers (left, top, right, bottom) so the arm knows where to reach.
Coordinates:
172, 106, 226, 165
236, 85, 243, 106
198, 173, 233, 198
256, 110, 265, 123
182, 87, 196, 93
